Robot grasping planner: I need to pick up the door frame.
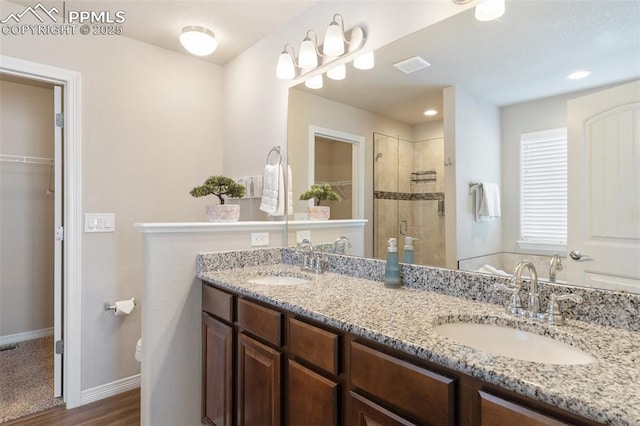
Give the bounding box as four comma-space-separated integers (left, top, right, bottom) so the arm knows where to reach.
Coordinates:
308, 125, 365, 219
0, 55, 83, 408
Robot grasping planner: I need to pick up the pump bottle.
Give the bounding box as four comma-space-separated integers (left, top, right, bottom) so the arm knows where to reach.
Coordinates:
384, 238, 402, 288
402, 237, 418, 264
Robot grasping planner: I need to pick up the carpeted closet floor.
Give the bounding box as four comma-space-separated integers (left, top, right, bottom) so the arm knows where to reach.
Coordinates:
0, 336, 65, 423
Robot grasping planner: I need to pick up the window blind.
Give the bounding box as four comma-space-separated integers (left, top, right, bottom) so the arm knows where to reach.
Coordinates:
519, 128, 567, 248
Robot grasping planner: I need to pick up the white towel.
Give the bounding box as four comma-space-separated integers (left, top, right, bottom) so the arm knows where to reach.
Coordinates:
259, 164, 283, 215
473, 182, 501, 222
478, 264, 510, 276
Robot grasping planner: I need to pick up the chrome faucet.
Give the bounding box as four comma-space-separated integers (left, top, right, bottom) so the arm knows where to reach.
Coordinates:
513, 260, 542, 319
331, 236, 352, 254
295, 238, 326, 274
548, 253, 563, 283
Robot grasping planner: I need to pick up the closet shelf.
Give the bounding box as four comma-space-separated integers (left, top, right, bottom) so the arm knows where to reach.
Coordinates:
1, 154, 54, 166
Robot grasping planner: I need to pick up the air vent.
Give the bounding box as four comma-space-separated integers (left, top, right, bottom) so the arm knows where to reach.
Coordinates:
393, 56, 431, 74
0, 343, 18, 352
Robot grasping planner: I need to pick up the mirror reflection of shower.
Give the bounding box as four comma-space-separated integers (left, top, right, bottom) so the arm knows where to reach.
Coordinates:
373, 132, 446, 267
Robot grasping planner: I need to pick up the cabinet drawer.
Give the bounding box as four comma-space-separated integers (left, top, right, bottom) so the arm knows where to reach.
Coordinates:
288, 360, 339, 426
350, 341, 455, 425
202, 284, 234, 322
237, 298, 282, 346
479, 391, 570, 426
289, 318, 340, 375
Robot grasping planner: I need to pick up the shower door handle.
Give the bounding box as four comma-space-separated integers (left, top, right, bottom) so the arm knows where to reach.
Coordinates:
399, 220, 407, 236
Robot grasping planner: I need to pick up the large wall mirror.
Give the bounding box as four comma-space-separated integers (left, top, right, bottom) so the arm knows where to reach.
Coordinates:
287, 0, 640, 291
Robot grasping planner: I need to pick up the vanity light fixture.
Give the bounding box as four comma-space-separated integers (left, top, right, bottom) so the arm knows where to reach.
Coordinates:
275, 13, 371, 88
179, 26, 217, 57
567, 70, 591, 80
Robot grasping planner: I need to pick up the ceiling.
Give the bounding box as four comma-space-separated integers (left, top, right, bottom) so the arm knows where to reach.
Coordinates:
295, 0, 640, 125
8, 0, 319, 64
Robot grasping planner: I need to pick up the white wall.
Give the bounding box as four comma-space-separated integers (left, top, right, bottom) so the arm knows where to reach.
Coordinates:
0, 78, 54, 338
0, 0, 224, 392
223, 1, 472, 221
447, 86, 502, 263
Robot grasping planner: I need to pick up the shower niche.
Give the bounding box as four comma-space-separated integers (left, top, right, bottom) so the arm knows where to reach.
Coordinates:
373, 132, 446, 267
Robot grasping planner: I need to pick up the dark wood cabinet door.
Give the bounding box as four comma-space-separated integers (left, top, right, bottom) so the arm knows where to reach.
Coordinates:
349, 392, 417, 426
287, 360, 339, 426
479, 391, 570, 426
202, 314, 233, 426
237, 333, 282, 426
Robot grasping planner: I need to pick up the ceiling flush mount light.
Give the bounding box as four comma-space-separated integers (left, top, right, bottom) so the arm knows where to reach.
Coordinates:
567, 70, 592, 80
474, 0, 505, 21
179, 26, 217, 56
276, 13, 371, 88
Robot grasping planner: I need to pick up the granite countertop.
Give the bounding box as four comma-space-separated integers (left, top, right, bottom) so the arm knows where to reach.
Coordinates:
198, 263, 640, 425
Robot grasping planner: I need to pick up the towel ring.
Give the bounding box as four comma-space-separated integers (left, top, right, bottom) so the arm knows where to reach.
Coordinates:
266, 146, 282, 165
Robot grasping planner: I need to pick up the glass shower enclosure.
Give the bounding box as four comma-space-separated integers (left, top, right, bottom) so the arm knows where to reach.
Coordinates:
373, 132, 446, 267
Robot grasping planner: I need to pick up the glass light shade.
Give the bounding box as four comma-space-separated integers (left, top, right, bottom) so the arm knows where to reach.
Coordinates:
299, 38, 318, 69
474, 0, 505, 21
179, 26, 217, 56
348, 27, 365, 53
323, 22, 345, 56
276, 52, 295, 79
353, 51, 375, 70
305, 74, 323, 89
327, 63, 346, 80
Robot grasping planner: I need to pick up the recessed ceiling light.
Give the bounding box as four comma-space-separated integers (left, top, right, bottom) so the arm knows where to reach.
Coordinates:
424, 109, 438, 116
567, 70, 591, 80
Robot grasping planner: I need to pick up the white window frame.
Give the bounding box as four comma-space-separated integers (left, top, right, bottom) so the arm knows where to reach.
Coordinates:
517, 127, 567, 252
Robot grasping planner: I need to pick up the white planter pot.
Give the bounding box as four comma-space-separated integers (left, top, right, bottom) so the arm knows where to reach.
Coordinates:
307, 205, 330, 221
206, 204, 240, 222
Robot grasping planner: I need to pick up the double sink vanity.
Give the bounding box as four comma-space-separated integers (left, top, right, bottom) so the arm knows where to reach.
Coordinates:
197, 248, 640, 425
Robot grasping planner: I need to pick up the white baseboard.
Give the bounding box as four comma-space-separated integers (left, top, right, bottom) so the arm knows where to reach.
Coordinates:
0, 327, 54, 345
80, 374, 141, 405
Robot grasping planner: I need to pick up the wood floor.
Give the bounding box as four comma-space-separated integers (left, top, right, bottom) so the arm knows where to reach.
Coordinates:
5, 388, 140, 426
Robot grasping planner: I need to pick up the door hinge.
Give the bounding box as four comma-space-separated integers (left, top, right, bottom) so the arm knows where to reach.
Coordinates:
55, 226, 64, 241
55, 340, 64, 354
55, 113, 64, 128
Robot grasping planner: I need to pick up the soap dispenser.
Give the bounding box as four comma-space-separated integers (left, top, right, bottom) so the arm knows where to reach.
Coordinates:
384, 238, 402, 288
402, 237, 418, 264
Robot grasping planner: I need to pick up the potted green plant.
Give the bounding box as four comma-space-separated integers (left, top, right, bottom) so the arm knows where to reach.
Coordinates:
190, 176, 246, 222
299, 183, 341, 220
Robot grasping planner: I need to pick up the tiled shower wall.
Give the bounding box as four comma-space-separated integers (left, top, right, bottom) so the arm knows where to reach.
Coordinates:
374, 134, 445, 267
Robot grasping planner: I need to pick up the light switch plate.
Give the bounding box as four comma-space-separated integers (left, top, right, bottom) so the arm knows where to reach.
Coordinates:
251, 232, 269, 247
85, 213, 115, 232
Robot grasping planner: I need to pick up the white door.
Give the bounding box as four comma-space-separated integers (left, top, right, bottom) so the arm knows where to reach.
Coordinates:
53, 85, 63, 397
566, 80, 640, 292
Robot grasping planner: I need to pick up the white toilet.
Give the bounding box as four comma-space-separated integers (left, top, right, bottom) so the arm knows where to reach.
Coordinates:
135, 338, 142, 362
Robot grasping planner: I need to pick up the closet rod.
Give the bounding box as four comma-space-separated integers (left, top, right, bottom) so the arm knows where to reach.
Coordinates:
0, 154, 54, 165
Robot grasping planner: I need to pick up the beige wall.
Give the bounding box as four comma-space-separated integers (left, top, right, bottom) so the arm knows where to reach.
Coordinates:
0, 78, 55, 337
0, 0, 224, 391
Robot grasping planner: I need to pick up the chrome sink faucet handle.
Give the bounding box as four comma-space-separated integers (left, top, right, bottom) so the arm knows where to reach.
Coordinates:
549, 252, 563, 283
513, 260, 542, 319
331, 236, 352, 254
295, 238, 316, 272
494, 282, 523, 316
546, 293, 582, 325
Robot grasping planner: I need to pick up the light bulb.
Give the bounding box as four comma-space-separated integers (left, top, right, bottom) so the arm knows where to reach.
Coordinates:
305, 74, 323, 89
354, 51, 374, 70
323, 21, 345, 56
475, 0, 505, 21
276, 51, 295, 79
299, 37, 318, 69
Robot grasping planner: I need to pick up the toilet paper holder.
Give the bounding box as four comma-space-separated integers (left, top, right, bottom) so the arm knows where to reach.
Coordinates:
104, 298, 136, 313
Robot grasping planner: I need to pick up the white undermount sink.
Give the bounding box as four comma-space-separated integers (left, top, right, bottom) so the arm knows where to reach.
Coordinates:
433, 322, 596, 365
248, 275, 311, 286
